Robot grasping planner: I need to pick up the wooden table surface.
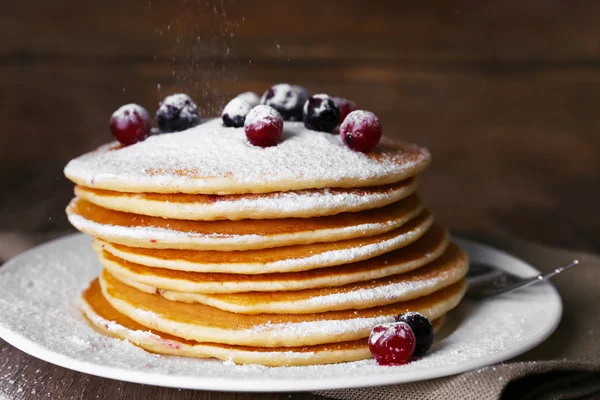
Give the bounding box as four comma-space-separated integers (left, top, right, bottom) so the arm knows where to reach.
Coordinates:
1, 0, 599, 398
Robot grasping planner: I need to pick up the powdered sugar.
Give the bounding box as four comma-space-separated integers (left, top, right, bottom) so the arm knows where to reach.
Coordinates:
103, 213, 433, 274
296, 268, 461, 309
303, 93, 330, 115
65, 119, 429, 194
110, 104, 150, 123
67, 213, 262, 245
260, 84, 307, 111
134, 308, 159, 320
0, 235, 561, 390
157, 94, 199, 121
244, 105, 282, 127
221, 98, 252, 120
67, 200, 410, 250
77, 177, 418, 222
343, 110, 380, 127
235, 92, 260, 108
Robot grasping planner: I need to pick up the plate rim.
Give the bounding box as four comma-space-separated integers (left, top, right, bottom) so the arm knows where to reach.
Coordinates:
0, 233, 563, 392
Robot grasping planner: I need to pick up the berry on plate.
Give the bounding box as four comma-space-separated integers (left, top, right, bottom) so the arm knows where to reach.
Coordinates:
396, 312, 434, 357
236, 91, 260, 108
109, 103, 151, 145
260, 83, 308, 121
156, 94, 201, 133
332, 97, 357, 124
222, 98, 253, 128
303, 94, 340, 133
368, 322, 416, 366
340, 110, 382, 153
244, 105, 284, 147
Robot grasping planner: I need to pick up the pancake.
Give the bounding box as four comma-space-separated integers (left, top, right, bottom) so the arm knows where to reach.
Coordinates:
96, 210, 434, 274
80, 281, 445, 366
64, 119, 431, 195
67, 194, 424, 250
96, 224, 449, 293
74, 178, 419, 221
100, 269, 467, 347
144, 244, 468, 314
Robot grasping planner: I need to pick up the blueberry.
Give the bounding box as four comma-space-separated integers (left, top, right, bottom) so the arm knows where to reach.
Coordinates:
396, 312, 434, 357
222, 98, 253, 128
156, 94, 201, 133
260, 84, 308, 121
303, 94, 340, 133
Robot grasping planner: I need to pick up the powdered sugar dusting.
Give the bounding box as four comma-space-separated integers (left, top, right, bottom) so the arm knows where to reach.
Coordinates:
105, 215, 433, 274
157, 94, 199, 121
110, 104, 150, 122
235, 92, 260, 108
261, 84, 307, 111
0, 235, 561, 389
295, 268, 461, 309
303, 93, 331, 115
221, 98, 252, 119
67, 202, 406, 249
244, 105, 282, 127
246, 315, 394, 338
64, 119, 429, 194
143, 182, 416, 219
343, 110, 380, 127
67, 213, 263, 244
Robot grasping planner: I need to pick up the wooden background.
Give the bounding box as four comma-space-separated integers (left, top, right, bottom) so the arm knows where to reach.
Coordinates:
1, 0, 599, 252
0, 1, 599, 399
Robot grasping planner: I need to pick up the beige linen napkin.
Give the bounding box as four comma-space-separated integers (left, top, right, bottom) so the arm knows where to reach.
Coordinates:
315, 235, 600, 400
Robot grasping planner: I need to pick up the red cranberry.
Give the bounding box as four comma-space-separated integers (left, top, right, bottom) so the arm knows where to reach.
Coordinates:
368, 322, 416, 366
340, 110, 382, 153
244, 105, 283, 147
332, 97, 358, 124
260, 84, 308, 121
303, 94, 340, 133
109, 104, 151, 145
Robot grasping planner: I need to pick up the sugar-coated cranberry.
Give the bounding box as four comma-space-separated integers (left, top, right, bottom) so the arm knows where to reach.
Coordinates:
368, 322, 416, 366
236, 91, 260, 108
396, 312, 434, 357
303, 94, 340, 133
260, 84, 308, 121
340, 110, 382, 153
109, 104, 151, 145
332, 97, 358, 124
156, 94, 201, 133
244, 105, 284, 147
222, 98, 253, 128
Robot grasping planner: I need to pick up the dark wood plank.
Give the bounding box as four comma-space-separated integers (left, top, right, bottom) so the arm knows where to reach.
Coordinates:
2, 0, 600, 62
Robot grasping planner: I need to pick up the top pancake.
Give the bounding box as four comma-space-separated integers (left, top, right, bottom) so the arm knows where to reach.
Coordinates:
64, 119, 430, 195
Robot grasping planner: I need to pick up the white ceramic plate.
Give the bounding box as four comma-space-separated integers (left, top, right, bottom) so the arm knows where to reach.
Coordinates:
0, 234, 561, 392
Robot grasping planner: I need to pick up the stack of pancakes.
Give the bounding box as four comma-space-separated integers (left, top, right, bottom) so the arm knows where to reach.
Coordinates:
64, 119, 468, 366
